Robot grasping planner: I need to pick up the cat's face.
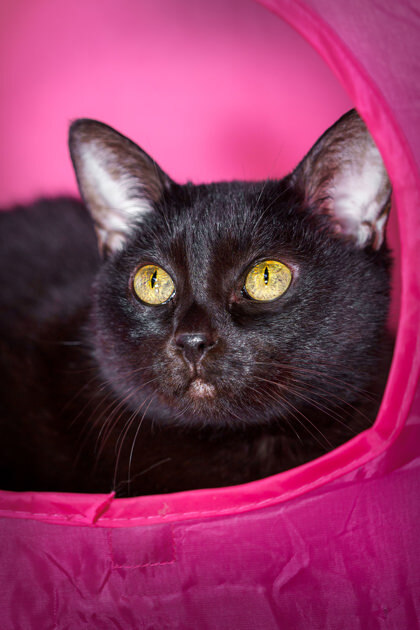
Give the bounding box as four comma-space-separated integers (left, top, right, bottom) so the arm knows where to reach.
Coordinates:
70, 111, 391, 427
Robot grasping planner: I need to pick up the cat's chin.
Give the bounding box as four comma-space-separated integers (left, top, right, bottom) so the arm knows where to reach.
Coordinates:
171, 377, 221, 420
149, 377, 242, 426
188, 378, 216, 399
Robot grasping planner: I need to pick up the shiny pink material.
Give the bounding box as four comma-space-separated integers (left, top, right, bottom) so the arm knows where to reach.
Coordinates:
1, 0, 419, 627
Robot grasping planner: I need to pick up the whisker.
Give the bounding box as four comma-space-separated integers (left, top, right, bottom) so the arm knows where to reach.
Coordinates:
61, 371, 105, 421
254, 373, 353, 429
95, 387, 140, 459
127, 394, 156, 495
253, 378, 334, 449
247, 385, 303, 444
286, 379, 372, 430
254, 360, 378, 402
112, 407, 142, 491
89, 374, 160, 458
73, 386, 134, 471
280, 381, 359, 434
173, 400, 193, 421
114, 457, 172, 496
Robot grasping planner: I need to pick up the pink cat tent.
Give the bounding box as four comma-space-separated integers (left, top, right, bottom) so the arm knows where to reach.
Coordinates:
0, 0, 419, 627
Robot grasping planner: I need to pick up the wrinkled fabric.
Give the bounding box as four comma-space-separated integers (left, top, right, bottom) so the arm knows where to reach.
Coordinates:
1, 429, 420, 628
1, 0, 420, 627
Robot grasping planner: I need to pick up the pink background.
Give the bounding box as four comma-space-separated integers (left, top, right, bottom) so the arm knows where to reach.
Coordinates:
0, 0, 352, 204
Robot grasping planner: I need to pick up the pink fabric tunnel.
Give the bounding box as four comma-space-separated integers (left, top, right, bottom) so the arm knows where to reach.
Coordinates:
0, 0, 419, 627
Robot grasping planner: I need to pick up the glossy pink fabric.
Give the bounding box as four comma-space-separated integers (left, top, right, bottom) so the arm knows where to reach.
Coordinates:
0, 1, 419, 627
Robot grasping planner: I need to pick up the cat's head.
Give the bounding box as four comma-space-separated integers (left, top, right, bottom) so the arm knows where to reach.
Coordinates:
69, 111, 391, 428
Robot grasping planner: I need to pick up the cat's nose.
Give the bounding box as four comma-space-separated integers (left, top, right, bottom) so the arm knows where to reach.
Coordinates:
175, 332, 215, 365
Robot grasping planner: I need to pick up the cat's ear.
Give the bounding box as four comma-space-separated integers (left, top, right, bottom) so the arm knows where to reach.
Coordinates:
291, 110, 391, 250
69, 120, 173, 255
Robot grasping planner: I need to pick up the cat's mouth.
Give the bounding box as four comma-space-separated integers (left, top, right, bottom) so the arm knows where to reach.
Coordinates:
188, 378, 216, 399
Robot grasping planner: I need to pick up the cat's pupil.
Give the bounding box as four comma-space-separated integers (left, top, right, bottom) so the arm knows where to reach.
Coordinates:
151, 269, 158, 289
264, 267, 269, 285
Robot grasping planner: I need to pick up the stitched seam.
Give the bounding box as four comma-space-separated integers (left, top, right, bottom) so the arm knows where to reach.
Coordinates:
0, 471, 377, 523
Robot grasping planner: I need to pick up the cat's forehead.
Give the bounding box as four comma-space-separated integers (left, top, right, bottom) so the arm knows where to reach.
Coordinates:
161, 180, 300, 258
127, 178, 310, 294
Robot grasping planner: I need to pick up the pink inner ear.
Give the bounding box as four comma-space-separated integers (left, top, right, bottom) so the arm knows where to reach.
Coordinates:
291, 111, 392, 250
70, 122, 166, 254
328, 163, 390, 249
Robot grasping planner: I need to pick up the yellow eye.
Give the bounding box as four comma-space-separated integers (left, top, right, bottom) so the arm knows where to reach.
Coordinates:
133, 264, 175, 305
244, 260, 292, 301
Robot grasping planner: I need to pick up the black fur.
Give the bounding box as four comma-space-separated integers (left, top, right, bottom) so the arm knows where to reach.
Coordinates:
0, 115, 392, 495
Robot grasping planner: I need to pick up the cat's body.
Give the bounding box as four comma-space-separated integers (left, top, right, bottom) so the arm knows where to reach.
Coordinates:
0, 111, 392, 496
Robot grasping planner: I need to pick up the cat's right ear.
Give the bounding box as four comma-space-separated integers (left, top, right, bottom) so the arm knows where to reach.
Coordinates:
69, 120, 173, 256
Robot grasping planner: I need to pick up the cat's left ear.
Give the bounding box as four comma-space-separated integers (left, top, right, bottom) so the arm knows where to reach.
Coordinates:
69, 120, 173, 255
291, 110, 391, 250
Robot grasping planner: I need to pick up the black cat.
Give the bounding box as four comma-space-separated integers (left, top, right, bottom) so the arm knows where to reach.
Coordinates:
0, 110, 392, 495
